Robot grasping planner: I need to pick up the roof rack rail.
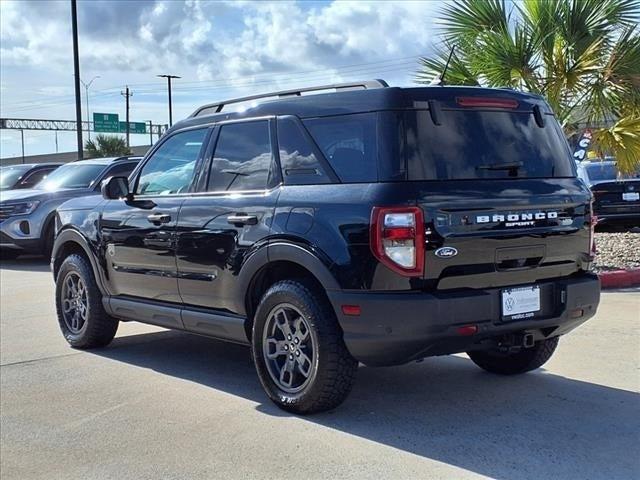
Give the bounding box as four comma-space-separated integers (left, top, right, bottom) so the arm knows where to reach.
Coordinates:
190, 79, 389, 118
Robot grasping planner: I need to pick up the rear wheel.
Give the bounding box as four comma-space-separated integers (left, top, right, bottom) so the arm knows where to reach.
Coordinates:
467, 337, 559, 375
252, 280, 358, 414
55, 254, 118, 348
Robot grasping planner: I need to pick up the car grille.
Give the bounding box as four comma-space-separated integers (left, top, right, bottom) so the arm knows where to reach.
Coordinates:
0, 204, 17, 221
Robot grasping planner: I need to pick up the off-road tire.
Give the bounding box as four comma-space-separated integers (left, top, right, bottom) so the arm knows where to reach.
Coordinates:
55, 254, 118, 348
252, 280, 358, 414
467, 337, 559, 375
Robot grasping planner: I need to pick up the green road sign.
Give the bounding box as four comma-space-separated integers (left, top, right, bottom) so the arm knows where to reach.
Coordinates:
93, 113, 119, 133
119, 121, 147, 134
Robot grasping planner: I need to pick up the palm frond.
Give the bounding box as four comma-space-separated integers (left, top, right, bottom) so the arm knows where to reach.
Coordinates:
593, 116, 640, 173
438, 0, 510, 41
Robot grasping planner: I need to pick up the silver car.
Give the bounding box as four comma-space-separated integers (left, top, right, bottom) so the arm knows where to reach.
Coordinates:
0, 156, 141, 259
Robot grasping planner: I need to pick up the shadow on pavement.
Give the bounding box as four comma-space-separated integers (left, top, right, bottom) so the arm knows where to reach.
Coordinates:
92, 329, 640, 480
0, 256, 50, 273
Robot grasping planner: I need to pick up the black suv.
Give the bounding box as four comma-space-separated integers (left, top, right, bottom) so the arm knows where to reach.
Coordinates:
52, 80, 600, 414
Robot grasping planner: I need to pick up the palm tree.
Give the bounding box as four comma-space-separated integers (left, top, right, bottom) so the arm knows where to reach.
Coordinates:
416, 0, 640, 172
85, 134, 131, 158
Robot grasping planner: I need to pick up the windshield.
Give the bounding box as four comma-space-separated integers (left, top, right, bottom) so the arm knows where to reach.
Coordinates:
0, 165, 31, 189
406, 110, 574, 180
36, 163, 106, 190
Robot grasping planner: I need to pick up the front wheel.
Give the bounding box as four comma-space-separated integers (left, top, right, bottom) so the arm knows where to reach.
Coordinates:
467, 337, 559, 375
252, 280, 358, 414
55, 254, 118, 348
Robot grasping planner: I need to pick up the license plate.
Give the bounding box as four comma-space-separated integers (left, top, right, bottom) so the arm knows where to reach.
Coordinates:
622, 192, 639, 201
502, 286, 540, 320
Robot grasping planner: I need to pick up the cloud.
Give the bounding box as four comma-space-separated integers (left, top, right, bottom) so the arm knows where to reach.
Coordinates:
0, 0, 441, 158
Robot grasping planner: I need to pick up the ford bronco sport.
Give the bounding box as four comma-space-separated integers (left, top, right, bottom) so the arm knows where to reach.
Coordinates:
52, 80, 600, 414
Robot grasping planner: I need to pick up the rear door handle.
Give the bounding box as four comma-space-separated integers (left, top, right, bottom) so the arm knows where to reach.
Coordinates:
147, 213, 172, 225
227, 214, 258, 226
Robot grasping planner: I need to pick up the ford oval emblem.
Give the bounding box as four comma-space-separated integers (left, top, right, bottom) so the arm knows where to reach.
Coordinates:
435, 247, 458, 258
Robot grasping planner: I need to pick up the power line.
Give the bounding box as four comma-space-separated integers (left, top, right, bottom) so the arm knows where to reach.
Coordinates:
5, 61, 417, 114
2, 54, 423, 110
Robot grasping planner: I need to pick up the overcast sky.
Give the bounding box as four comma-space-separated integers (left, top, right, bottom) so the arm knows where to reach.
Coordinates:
0, 0, 441, 159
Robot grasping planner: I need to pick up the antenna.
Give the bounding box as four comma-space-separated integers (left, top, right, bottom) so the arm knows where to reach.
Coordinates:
430, 45, 455, 86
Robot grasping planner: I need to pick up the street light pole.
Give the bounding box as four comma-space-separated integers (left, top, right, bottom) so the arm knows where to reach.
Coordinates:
157, 74, 180, 126
20, 129, 25, 164
80, 75, 100, 140
70, 0, 83, 159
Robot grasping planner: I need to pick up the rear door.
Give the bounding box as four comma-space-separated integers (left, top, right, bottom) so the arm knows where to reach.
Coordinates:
100, 127, 210, 302
402, 103, 592, 292
176, 118, 280, 312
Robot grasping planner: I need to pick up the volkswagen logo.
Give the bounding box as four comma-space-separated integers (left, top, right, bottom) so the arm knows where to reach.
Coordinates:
434, 247, 458, 258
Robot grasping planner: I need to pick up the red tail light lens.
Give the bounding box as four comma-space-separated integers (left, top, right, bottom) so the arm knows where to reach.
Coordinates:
456, 97, 519, 109
370, 207, 424, 277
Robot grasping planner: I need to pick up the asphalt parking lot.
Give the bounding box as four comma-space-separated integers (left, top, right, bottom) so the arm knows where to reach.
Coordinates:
1, 258, 639, 480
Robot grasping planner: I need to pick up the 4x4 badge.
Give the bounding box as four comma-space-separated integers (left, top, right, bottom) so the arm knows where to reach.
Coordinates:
435, 247, 458, 258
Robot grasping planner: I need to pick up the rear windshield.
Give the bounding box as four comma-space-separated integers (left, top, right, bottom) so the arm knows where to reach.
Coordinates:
405, 110, 574, 180
582, 163, 640, 181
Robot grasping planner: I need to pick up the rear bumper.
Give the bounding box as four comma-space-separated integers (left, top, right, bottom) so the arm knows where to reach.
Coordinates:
327, 273, 600, 366
595, 211, 640, 225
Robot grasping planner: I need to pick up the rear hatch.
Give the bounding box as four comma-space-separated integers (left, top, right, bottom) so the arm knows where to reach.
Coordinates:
591, 180, 640, 216
402, 90, 593, 291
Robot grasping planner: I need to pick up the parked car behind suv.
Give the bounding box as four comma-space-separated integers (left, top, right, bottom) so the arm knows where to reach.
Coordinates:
576, 159, 640, 228
52, 81, 600, 414
0, 156, 141, 259
0, 163, 63, 191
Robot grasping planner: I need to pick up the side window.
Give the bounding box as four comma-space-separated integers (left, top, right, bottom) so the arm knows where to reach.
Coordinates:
303, 113, 378, 183
207, 121, 274, 192
21, 168, 54, 187
136, 128, 207, 195
106, 161, 138, 179
277, 117, 331, 185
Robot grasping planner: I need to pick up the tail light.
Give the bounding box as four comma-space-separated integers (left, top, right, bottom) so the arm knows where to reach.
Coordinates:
370, 207, 424, 276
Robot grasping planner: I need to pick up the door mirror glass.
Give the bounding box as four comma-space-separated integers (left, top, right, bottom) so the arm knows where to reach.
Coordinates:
101, 176, 130, 200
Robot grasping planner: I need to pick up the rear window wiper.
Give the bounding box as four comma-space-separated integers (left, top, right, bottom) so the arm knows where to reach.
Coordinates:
476, 161, 523, 176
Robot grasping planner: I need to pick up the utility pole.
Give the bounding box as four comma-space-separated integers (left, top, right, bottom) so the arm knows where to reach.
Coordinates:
148, 121, 153, 146
71, 0, 83, 159
121, 86, 132, 148
80, 75, 99, 140
20, 129, 25, 163
157, 74, 180, 126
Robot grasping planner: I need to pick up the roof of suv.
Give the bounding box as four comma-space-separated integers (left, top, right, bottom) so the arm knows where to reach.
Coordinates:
171, 81, 551, 133
71, 156, 142, 166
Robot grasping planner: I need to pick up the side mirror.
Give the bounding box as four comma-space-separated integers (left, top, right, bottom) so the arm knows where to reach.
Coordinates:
101, 176, 130, 200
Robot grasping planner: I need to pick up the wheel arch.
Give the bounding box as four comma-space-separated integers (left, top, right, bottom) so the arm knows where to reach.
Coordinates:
52, 229, 106, 295
238, 241, 340, 340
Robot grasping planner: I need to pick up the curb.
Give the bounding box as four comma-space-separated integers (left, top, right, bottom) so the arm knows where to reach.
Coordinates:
598, 268, 640, 289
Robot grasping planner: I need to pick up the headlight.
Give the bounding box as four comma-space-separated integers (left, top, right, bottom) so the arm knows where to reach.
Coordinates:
8, 201, 40, 216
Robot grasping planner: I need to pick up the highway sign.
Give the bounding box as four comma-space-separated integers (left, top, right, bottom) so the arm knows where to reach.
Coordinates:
119, 121, 147, 134
93, 113, 119, 133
